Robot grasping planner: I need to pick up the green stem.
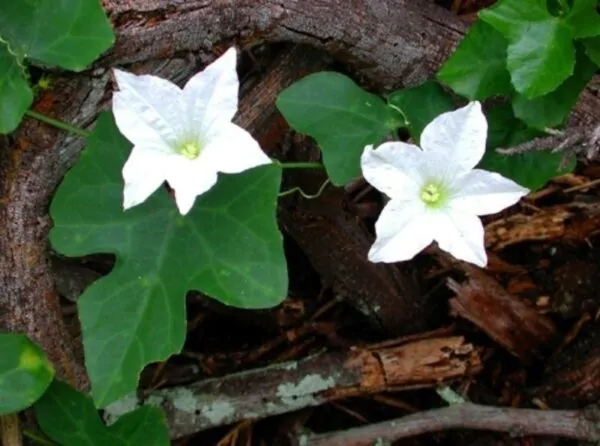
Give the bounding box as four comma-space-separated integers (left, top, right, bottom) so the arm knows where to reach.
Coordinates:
26, 110, 90, 138
278, 179, 331, 199
22, 429, 57, 446
387, 103, 409, 128
275, 161, 324, 170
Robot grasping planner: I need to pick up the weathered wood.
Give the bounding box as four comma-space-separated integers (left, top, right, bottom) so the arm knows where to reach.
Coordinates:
448, 266, 556, 363
485, 202, 600, 251
103, 335, 480, 438
294, 403, 600, 446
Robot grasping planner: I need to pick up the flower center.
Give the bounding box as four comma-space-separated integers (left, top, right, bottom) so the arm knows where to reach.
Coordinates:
177, 141, 201, 160
420, 182, 446, 208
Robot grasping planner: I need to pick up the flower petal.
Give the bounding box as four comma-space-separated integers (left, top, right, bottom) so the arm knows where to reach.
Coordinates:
360, 142, 425, 200
201, 122, 271, 174
113, 69, 184, 149
184, 47, 239, 139
122, 146, 170, 210
451, 169, 529, 216
368, 199, 434, 263
433, 209, 487, 267
420, 101, 487, 178
164, 157, 219, 215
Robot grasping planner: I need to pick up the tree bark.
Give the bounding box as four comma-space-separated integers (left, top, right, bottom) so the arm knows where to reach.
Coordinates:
98, 0, 599, 125
102, 0, 460, 91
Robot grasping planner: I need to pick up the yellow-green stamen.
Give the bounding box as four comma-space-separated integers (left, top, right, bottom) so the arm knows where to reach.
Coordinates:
178, 141, 201, 160
420, 182, 446, 208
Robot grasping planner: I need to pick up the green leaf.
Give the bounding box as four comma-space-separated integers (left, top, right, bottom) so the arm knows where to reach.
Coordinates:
512, 45, 597, 128
34, 381, 115, 445
437, 20, 513, 100
485, 102, 542, 150
0, 0, 115, 71
0, 43, 33, 134
108, 406, 170, 445
276, 72, 396, 185
481, 103, 575, 190
583, 36, 600, 65
0, 334, 54, 414
34, 380, 169, 446
481, 147, 575, 191
564, 0, 600, 38
49, 113, 287, 407
387, 81, 456, 142
480, 0, 576, 98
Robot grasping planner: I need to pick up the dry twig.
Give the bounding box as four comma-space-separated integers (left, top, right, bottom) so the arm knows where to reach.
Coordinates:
497, 124, 600, 163
293, 403, 600, 446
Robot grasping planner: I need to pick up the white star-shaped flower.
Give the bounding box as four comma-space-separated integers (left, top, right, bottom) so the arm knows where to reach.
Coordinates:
112, 47, 271, 215
361, 101, 529, 267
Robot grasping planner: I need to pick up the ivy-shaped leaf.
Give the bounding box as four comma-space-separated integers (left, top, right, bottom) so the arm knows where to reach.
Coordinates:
49, 113, 287, 407
481, 103, 575, 191
387, 81, 456, 142
276, 72, 398, 185
480, 0, 575, 98
34, 380, 169, 446
0, 334, 55, 414
564, 0, 600, 39
0, 43, 33, 134
0, 0, 115, 134
437, 20, 513, 100
512, 45, 597, 129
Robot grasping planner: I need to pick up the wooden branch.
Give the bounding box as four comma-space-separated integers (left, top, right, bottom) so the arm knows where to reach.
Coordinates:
103, 336, 481, 438
293, 403, 600, 446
